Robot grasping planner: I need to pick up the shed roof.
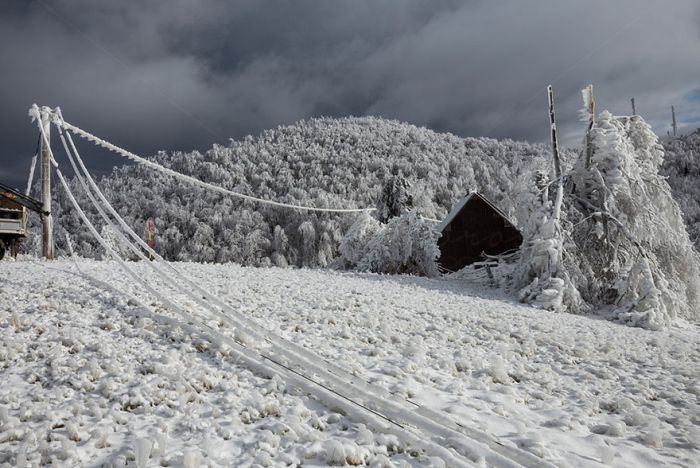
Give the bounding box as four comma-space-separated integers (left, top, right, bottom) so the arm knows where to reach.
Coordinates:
437, 191, 522, 272
437, 191, 516, 233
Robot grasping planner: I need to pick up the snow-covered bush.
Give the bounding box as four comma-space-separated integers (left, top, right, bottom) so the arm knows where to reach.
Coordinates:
100, 224, 133, 260
298, 221, 317, 268
344, 211, 441, 277
270, 225, 289, 268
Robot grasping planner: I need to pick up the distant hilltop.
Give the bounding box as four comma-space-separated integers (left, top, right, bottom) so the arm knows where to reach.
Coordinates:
40, 116, 559, 265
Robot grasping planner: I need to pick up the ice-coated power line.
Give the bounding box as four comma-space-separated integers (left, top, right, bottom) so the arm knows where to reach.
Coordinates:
53, 115, 375, 214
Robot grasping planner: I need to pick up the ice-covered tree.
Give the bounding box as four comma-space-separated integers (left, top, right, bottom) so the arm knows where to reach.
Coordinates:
298, 221, 317, 268
511, 101, 700, 328
514, 87, 582, 312
337, 212, 381, 268
271, 225, 289, 268
376, 174, 414, 223
662, 129, 700, 249
568, 112, 700, 328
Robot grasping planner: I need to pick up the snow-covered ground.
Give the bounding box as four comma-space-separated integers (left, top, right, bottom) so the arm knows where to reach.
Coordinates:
1, 259, 698, 467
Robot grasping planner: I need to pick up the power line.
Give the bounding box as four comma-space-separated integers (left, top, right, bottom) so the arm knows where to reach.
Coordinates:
54, 113, 375, 214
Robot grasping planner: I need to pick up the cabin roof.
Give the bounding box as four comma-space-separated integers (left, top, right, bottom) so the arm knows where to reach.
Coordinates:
437, 191, 517, 233
436, 191, 523, 272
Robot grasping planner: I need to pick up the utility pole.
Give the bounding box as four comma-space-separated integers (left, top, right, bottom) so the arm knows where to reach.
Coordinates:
672, 106, 677, 137
583, 84, 595, 169
548, 86, 561, 182
40, 107, 54, 260
548, 85, 563, 223
545, 85, 565, 283
631, 98, 636, 115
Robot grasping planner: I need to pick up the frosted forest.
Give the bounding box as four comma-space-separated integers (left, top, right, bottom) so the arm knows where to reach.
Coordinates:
25, 114, 700, 329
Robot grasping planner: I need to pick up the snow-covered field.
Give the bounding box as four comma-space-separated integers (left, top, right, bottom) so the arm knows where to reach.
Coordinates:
1, 259, 698, 467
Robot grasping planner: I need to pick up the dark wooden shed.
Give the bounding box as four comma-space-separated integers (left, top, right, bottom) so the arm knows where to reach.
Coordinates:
437, 192, 523, 272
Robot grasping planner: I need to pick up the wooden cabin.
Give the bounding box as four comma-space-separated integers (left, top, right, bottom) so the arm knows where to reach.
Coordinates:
0, 182, 46, 260
437, 192, 523, 272
0, 191, 27, 259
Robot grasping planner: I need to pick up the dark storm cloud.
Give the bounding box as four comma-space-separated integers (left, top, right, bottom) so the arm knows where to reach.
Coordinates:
1, 0, 698, 189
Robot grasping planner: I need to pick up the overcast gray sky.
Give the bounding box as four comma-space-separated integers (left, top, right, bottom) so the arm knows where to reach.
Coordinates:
1, 0, 699, 189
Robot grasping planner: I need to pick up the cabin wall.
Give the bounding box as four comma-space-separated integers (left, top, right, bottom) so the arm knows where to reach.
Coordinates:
437, 196, 522, 272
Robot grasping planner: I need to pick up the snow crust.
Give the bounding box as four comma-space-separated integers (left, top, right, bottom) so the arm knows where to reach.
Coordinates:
1, 259, 698, 466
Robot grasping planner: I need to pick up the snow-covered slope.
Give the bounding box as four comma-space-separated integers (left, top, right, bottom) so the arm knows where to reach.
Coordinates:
1, 259, 697, 467
37, 117, 563, 266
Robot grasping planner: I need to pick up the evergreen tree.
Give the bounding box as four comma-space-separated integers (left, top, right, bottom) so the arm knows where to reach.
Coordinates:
376, 174, 414, 223
662, 129, 700, 249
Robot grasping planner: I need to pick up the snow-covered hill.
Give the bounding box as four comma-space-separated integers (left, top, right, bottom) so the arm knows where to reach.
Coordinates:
1, 259, 698, 467
38, 117, 563, 266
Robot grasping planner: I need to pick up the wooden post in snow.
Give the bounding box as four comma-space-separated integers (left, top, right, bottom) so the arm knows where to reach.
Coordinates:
40, 107, 54, 260
583, 84, 595, 169
631, 98, 636, 115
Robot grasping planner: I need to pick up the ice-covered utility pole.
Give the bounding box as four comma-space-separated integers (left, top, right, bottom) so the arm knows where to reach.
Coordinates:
40, 107, 54, 259
672, 106, 677, 137
631, 98, 636, 116
583, 84, 595, 169
548, 86, 561, 181
548, 85, 564, 222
